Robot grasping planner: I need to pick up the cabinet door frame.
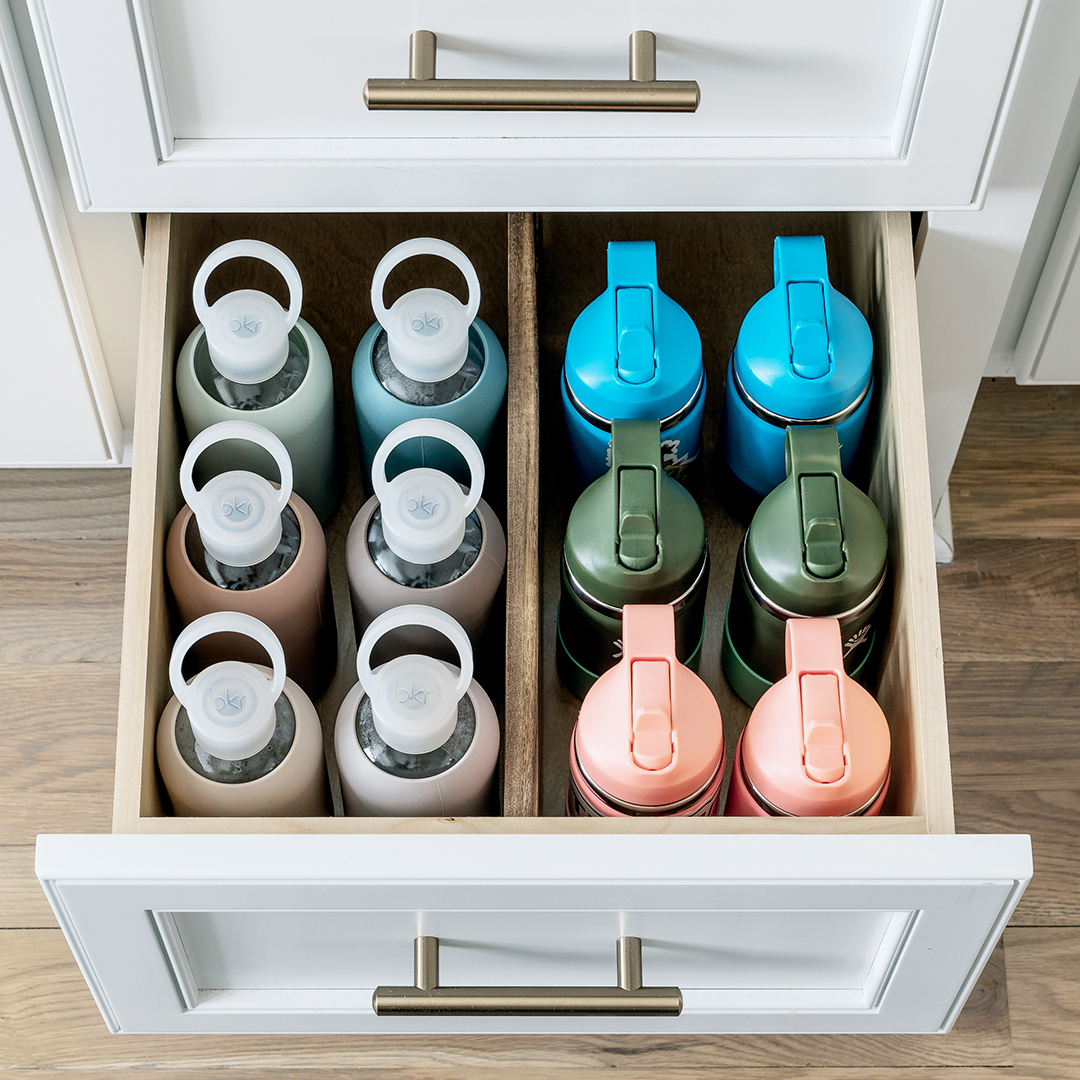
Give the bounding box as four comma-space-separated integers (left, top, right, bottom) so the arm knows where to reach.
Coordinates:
0, 0, 124, 463
37, 833, 1031, 1035
27, 0, 1039, 212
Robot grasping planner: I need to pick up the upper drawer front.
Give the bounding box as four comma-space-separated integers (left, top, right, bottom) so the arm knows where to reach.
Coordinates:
30, 0, 1034, 210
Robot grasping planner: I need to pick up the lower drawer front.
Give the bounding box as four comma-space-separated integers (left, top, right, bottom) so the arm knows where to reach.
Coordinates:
37, 833, 1031, 1034
36, 210, 1031, 1034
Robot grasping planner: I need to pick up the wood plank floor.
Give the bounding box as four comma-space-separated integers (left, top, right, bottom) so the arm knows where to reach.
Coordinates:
1, 378, 1078, 1074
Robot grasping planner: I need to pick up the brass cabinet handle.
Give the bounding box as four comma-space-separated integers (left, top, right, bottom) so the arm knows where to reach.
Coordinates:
364, 31, 700, 112
373, 936, 683, 1016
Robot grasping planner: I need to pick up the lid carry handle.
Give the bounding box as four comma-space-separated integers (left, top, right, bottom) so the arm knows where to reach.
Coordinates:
356, 604, 473, 702
371, 418, 484, 518
371, 238, 481, 328
609, 418, 663, 473
617, 467, 658, 570
179, 420, 293, 519
611, 420, 663, 570
607, 241, 660, 386
622, 606, 677, 771
169, 611, 287, 712
606, 240, 659, 291
773, 236, 832, 380
784, 618, 847, 785
193, 240, 302, 333
784, 426, 846, 580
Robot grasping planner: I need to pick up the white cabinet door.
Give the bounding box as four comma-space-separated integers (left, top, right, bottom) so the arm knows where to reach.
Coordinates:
0, 0, 122, 463
1013, 155, 1080, 382
37, 833, 1031, 1035
27, 0, 1036, 211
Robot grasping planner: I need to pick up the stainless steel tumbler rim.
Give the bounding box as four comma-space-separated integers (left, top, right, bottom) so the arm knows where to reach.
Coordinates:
730, 362, 871, 429
573, 742, 723, 815
741, 752, 889, 818
563, 544, 709, 619
564, 370, 705, 434
739, 534, 886, 624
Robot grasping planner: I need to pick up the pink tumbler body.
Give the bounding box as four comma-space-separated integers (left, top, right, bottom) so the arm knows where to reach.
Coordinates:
568, 605, 725, 817
725, 618, 891, 817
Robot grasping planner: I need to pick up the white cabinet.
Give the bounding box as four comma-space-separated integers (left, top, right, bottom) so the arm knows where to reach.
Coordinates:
1013, 156, 1080, 382
0, 0, 122, 463
26, 0, 1036, 210
34, 210, 1033, 1035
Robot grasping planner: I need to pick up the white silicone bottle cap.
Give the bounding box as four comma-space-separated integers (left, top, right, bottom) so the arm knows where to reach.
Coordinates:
370, 238, 481, 382
169, 612, 287, 760
180, 421, 293, 567
371, 418, 484, 564
193, 240, 303, 385
356, 605, 474, 755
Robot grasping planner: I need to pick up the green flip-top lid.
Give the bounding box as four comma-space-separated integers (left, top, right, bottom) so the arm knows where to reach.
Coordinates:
564, 419, 706, 608
745, 426, 887, 616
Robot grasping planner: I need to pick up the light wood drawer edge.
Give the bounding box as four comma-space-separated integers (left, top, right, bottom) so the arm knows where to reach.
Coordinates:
113, 210, 952, 839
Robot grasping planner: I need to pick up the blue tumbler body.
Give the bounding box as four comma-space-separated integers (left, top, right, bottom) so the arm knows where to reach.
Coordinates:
562, 241, 705, 489
352, 317, 507, 488
724, 235, 874, 496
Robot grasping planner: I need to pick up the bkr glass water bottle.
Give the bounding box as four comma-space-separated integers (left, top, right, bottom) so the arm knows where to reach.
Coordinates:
156, 612, 329, 817
352, 238, 507, 486
175, 240, 338, 522
334, 606, 501, 816
345, 419, 506, 665
165, 421, 336, 697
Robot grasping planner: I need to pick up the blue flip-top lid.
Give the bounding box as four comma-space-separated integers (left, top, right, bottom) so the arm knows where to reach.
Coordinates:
732, 236, 872, 421
564, 241, 703, 422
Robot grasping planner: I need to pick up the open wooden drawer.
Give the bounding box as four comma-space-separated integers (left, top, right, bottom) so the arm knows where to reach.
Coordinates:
36, 210, 1031, 1035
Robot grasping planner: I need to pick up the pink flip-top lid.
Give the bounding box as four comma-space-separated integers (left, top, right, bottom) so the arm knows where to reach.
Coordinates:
743, 618, 891, 816
574, 605, 724, 807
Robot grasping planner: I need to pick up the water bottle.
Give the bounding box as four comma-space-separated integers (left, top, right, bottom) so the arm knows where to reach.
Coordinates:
334, 606, 501, 816
561, 240, 705, 488
156, 613, 329, 817
568, 605, 725, 817
725, 618, 891, 817
345, 419, 505, 665
165, 421, 336, 697
557, 418, 708, 699
175, 240, 338, 522
352, 238, 507, 486
722, 425, 888, 707
725, 235, 874, 496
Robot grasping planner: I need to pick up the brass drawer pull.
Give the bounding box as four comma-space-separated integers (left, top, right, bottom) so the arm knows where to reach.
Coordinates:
373, 936, 683, 1016
364, 31, 700, 113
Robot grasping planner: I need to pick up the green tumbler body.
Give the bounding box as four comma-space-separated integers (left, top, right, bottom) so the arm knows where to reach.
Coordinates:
722, 425, 888, 707
557, 418, 709, 699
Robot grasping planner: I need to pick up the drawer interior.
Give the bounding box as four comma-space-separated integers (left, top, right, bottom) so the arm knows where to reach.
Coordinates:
115, 210, 952, 837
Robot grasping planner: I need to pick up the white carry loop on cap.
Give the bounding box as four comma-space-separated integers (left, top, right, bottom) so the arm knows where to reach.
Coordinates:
371, 419, 484, 565
370, 238, 481, 382
193, 239, 303, 384
180, 421, 293, 568
356, 605, 473, 755
169, 612, 287, 760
